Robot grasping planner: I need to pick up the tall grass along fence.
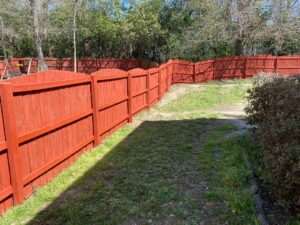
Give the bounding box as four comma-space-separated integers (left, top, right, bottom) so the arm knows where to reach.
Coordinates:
0, 61, 172, 215
0, 54, 299, 215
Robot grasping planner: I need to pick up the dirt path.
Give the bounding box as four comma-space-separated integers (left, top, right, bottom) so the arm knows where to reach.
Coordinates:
132, 83, 259, 225
153, 83, 269, 225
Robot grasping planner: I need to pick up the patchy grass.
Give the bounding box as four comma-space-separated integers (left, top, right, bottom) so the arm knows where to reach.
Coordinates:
1, 118, 213, 225
158, 80, 250, 112
0, 80, 259, 225
0, 125, 136, 225
198, 125, 259, 225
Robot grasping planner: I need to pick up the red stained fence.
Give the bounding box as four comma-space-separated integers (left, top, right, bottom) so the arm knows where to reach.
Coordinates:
0, 54, 299, 215
0, 61, 173, 215
173, 55, 300, 83
0, 58, 152, 76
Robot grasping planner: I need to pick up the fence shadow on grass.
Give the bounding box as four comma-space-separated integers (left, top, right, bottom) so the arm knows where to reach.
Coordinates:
26, 118, 238, 225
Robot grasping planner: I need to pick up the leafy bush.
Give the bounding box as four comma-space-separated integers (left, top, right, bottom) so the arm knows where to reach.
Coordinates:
245, 73, 300, 210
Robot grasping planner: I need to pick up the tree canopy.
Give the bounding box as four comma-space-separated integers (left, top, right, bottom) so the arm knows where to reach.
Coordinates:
0, 0, 299, 62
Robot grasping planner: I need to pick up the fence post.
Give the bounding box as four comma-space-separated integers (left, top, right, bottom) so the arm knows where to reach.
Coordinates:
274, 56, 278, 74
0, 83, 24, 205
243, 57, 248, 79
193, 63, 196, 83
212, 60, 216, 80
146, 71, 150, 109
91, 76, 100, 146
172, 61, 175, 84
166, 64, 170, 91
127, 72, 133, 122
158, 69, 162, 100
166, 62, 170, 91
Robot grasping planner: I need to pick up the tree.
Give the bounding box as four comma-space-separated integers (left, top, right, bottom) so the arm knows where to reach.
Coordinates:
29, 0, 48, 71
72, 0, 80, 72
183, 0, 299, 59
0, 0, 298, 61
0, 16, 7, 60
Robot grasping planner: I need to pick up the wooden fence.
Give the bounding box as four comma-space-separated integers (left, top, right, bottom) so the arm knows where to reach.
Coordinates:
0, 61, 173, 215
173, 55, 300, 83
2, 55, 299, 80
0, 54, 299, 215
0, 58, 152, 76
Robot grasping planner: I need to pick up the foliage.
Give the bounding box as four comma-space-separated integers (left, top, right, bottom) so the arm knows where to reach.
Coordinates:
0, 0, 299, 61
0, 0, 192, 62
181, 0, 300, 60
245, 73, 300, 209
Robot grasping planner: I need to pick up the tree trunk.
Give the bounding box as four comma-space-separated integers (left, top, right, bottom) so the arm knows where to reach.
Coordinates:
225, 0, 232, 24
0, 17, 7, 60
29, 0, 47, 71
73, 0, 78, 73
235, 1, 245, 56
235, 38, 244, 56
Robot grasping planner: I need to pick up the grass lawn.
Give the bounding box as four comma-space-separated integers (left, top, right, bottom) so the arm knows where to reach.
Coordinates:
158, 80, 251, 112
0, 79, 261, 225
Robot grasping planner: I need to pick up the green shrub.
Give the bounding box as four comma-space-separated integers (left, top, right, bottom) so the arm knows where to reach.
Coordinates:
245, 73, 300, 210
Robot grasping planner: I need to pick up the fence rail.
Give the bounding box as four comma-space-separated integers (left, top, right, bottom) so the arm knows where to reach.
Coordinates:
0, 61, 173, 215
172, 55, 300, 83
0, 55, 299, 215
0, 58, 153, 76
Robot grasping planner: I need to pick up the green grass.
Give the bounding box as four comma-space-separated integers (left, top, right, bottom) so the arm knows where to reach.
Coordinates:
0, 80, 259, 225
0, 125, 136, 225
158, 80, 251, 112
198, 125, 259, 225
1, 118, 213, 225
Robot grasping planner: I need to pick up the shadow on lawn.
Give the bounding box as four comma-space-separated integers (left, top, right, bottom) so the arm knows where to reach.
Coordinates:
26, 118, 238, 225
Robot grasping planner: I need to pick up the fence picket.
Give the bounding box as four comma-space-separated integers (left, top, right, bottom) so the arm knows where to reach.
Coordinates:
0, 83, 24, 205
0, 55, 300, 215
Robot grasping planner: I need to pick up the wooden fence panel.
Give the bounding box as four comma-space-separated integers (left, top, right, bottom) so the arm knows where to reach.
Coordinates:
195, 60, 214, 82
172, 60, 194, 83
0, 70, 94, 211
148, 68, 159, 106
6, 58, 145, 75
0, 98, 14, 214
159, 64, 168, 96
128, 69, 148, 115
276, 56, 300, 75
245, 56, 276, 77
0, 61, 4, 75
214, 57, 245, 79
166, 61, 173, 89
77, 59, 98, 74
118, 59, 142, 71
91, 69, 129, 141
173, 55, 300, 83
